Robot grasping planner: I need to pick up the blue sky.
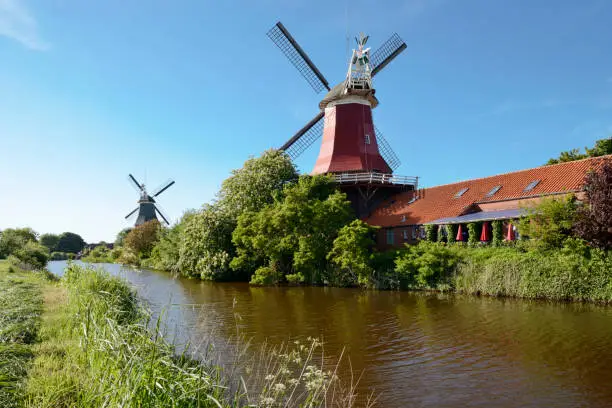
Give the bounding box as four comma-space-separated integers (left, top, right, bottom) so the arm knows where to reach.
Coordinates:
1, 0, 611, 243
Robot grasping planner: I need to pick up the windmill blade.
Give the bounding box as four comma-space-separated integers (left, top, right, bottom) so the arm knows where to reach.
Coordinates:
371, 33, 407, 77
267, 22, 330, 93
154, 205, 170, 226
128, 174, 144, 192
279, 111, 324, 159
151, 179, 175, 197
125, 207, 139, 220
374, 126, 401, 171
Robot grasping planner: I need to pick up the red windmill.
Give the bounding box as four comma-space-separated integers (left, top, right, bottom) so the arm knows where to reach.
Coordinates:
268, 22, 418, 216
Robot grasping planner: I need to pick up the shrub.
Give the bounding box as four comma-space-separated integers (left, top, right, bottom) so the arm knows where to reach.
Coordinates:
394, 242, 462, 289
492, 220, 503, 246
327, 220, 378, 287
14, 242, 49, 269
467, 223, 478, 245
250, 266, 281, 286
519, 195, 577, 249
425, 225, 436, 242
123, 220, 161, 259
446, 224, 457, 244
574, 160, 612, 250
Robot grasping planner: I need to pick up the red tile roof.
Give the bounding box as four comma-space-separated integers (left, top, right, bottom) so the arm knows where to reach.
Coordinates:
365, 155, 611, 227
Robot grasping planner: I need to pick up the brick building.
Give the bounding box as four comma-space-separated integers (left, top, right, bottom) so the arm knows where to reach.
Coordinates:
364, 156, 611, 249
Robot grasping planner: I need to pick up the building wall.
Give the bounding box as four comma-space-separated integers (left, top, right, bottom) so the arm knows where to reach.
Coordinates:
376, 225, 421, 250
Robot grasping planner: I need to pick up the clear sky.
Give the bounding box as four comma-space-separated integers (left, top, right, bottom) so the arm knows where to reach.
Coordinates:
1, 0, 611, 243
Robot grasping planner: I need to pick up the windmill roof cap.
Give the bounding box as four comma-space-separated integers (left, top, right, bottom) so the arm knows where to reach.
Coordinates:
319, 82, 379, 110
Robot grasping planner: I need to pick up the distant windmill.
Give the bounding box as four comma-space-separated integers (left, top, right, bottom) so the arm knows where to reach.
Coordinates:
267, 22, 418, 216
125, 174, 175, 226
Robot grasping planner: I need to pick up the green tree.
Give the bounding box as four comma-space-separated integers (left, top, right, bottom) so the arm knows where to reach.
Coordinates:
217, 149, 298, 219
56, 232, 86, 254
519, 195, 577, 249
574, 161, 612, 250
0, 228, 38, 258
467, 223, 478, 245
327, 220, 378, 287
547, 137, 612, 165
425, 225, 437, 242
123, 220, 161, 258
39, 233, 60, 252
178, 205, 236, 280
115, 228, 133, 247
446, 224, 457, 244
231, 175, 354, 285
150, 211, 195, 273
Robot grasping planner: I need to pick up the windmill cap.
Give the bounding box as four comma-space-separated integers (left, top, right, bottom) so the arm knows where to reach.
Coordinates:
319, 82, 379, 110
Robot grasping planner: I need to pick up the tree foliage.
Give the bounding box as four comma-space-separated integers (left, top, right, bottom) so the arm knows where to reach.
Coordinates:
123, 220, 161, 259
0, 228, 38, 258
115, 228, 133, 247
56, 232, 86, 254
519, 195, 577, 249
148, 211, 194, 273
217, 149, 298, 219
395, 242, 462, 289
327, 220, 378, 287
177, 205, 236, 280
13, 241, 49, 269
231, 175, 354, 285
574, 161, 612, 250
40, 233, 60, 252
546, 137, 612, 165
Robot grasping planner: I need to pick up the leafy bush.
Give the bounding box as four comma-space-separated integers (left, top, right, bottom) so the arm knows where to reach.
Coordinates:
327, 220, 378, 287
178, 205, 236, 280
492, 220, 503, 246
519, 195, 577, 249
123, 220, 161, 259
467, 223, 478, 245
424, 225, 436, 242
0, 228, 38, 259
394, 242, 462, 289
446, 224, 456, 244
574, 160, 612, 250
13, 242, 49, 269
249, 266, 281, 286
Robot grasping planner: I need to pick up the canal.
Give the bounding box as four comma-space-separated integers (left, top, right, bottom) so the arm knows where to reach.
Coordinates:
47, 261, 612, 407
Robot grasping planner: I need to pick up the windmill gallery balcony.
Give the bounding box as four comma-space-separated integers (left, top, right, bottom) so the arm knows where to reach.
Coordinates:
332, 171, 418, 189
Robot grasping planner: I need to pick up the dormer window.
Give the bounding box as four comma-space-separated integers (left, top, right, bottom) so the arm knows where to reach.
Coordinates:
365, 134, 371, 145
454, 187, 469, 198
486, 185, 502, 197
401, 215, 406, 222
524, 180, 540, 192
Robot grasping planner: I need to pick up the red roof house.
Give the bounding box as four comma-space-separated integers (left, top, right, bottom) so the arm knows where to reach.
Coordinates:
364, 155, 611, 248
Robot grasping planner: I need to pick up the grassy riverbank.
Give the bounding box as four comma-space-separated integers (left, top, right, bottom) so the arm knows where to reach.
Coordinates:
394, 241, 612, 303
0, 261, 362, 407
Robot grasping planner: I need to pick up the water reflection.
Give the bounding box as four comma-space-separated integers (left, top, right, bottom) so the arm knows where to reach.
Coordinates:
48, 261, 612, 407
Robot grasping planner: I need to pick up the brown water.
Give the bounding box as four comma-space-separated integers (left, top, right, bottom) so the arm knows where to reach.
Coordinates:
48, 261, 612, 407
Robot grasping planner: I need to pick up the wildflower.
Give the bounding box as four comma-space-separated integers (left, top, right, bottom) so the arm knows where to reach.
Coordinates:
265, 374, 274, 381
260, 396, 275, 406
288, 378, 299, 386
273, 383, 286, 393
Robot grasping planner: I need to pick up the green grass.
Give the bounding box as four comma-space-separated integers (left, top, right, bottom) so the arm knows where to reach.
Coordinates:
15, 263, 363, 407
0, 260, 48, 408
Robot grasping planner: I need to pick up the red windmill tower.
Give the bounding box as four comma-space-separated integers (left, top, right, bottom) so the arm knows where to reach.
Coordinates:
268, 22, 418, 216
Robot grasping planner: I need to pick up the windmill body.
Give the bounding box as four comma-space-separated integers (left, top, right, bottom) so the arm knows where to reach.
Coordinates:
268, 24, 418, 216
125, 174, 174, 227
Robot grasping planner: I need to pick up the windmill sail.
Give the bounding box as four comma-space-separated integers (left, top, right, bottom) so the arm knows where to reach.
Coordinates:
370, 33, 407, 77
267, 22, 330, 93
280, 112, 324, 159
374, 126, 401, 171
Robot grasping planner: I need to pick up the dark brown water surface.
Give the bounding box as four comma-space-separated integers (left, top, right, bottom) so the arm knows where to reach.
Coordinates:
48, 261, 612, 407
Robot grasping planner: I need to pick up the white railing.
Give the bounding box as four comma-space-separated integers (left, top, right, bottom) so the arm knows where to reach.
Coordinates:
333, 172, 418, 187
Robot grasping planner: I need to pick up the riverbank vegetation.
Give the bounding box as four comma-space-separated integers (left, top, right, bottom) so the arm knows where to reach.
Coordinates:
107, 146, 612, 303
0, 261, 364, 407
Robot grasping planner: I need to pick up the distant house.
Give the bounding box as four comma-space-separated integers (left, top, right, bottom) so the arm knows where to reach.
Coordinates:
364, 155, 611, 249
